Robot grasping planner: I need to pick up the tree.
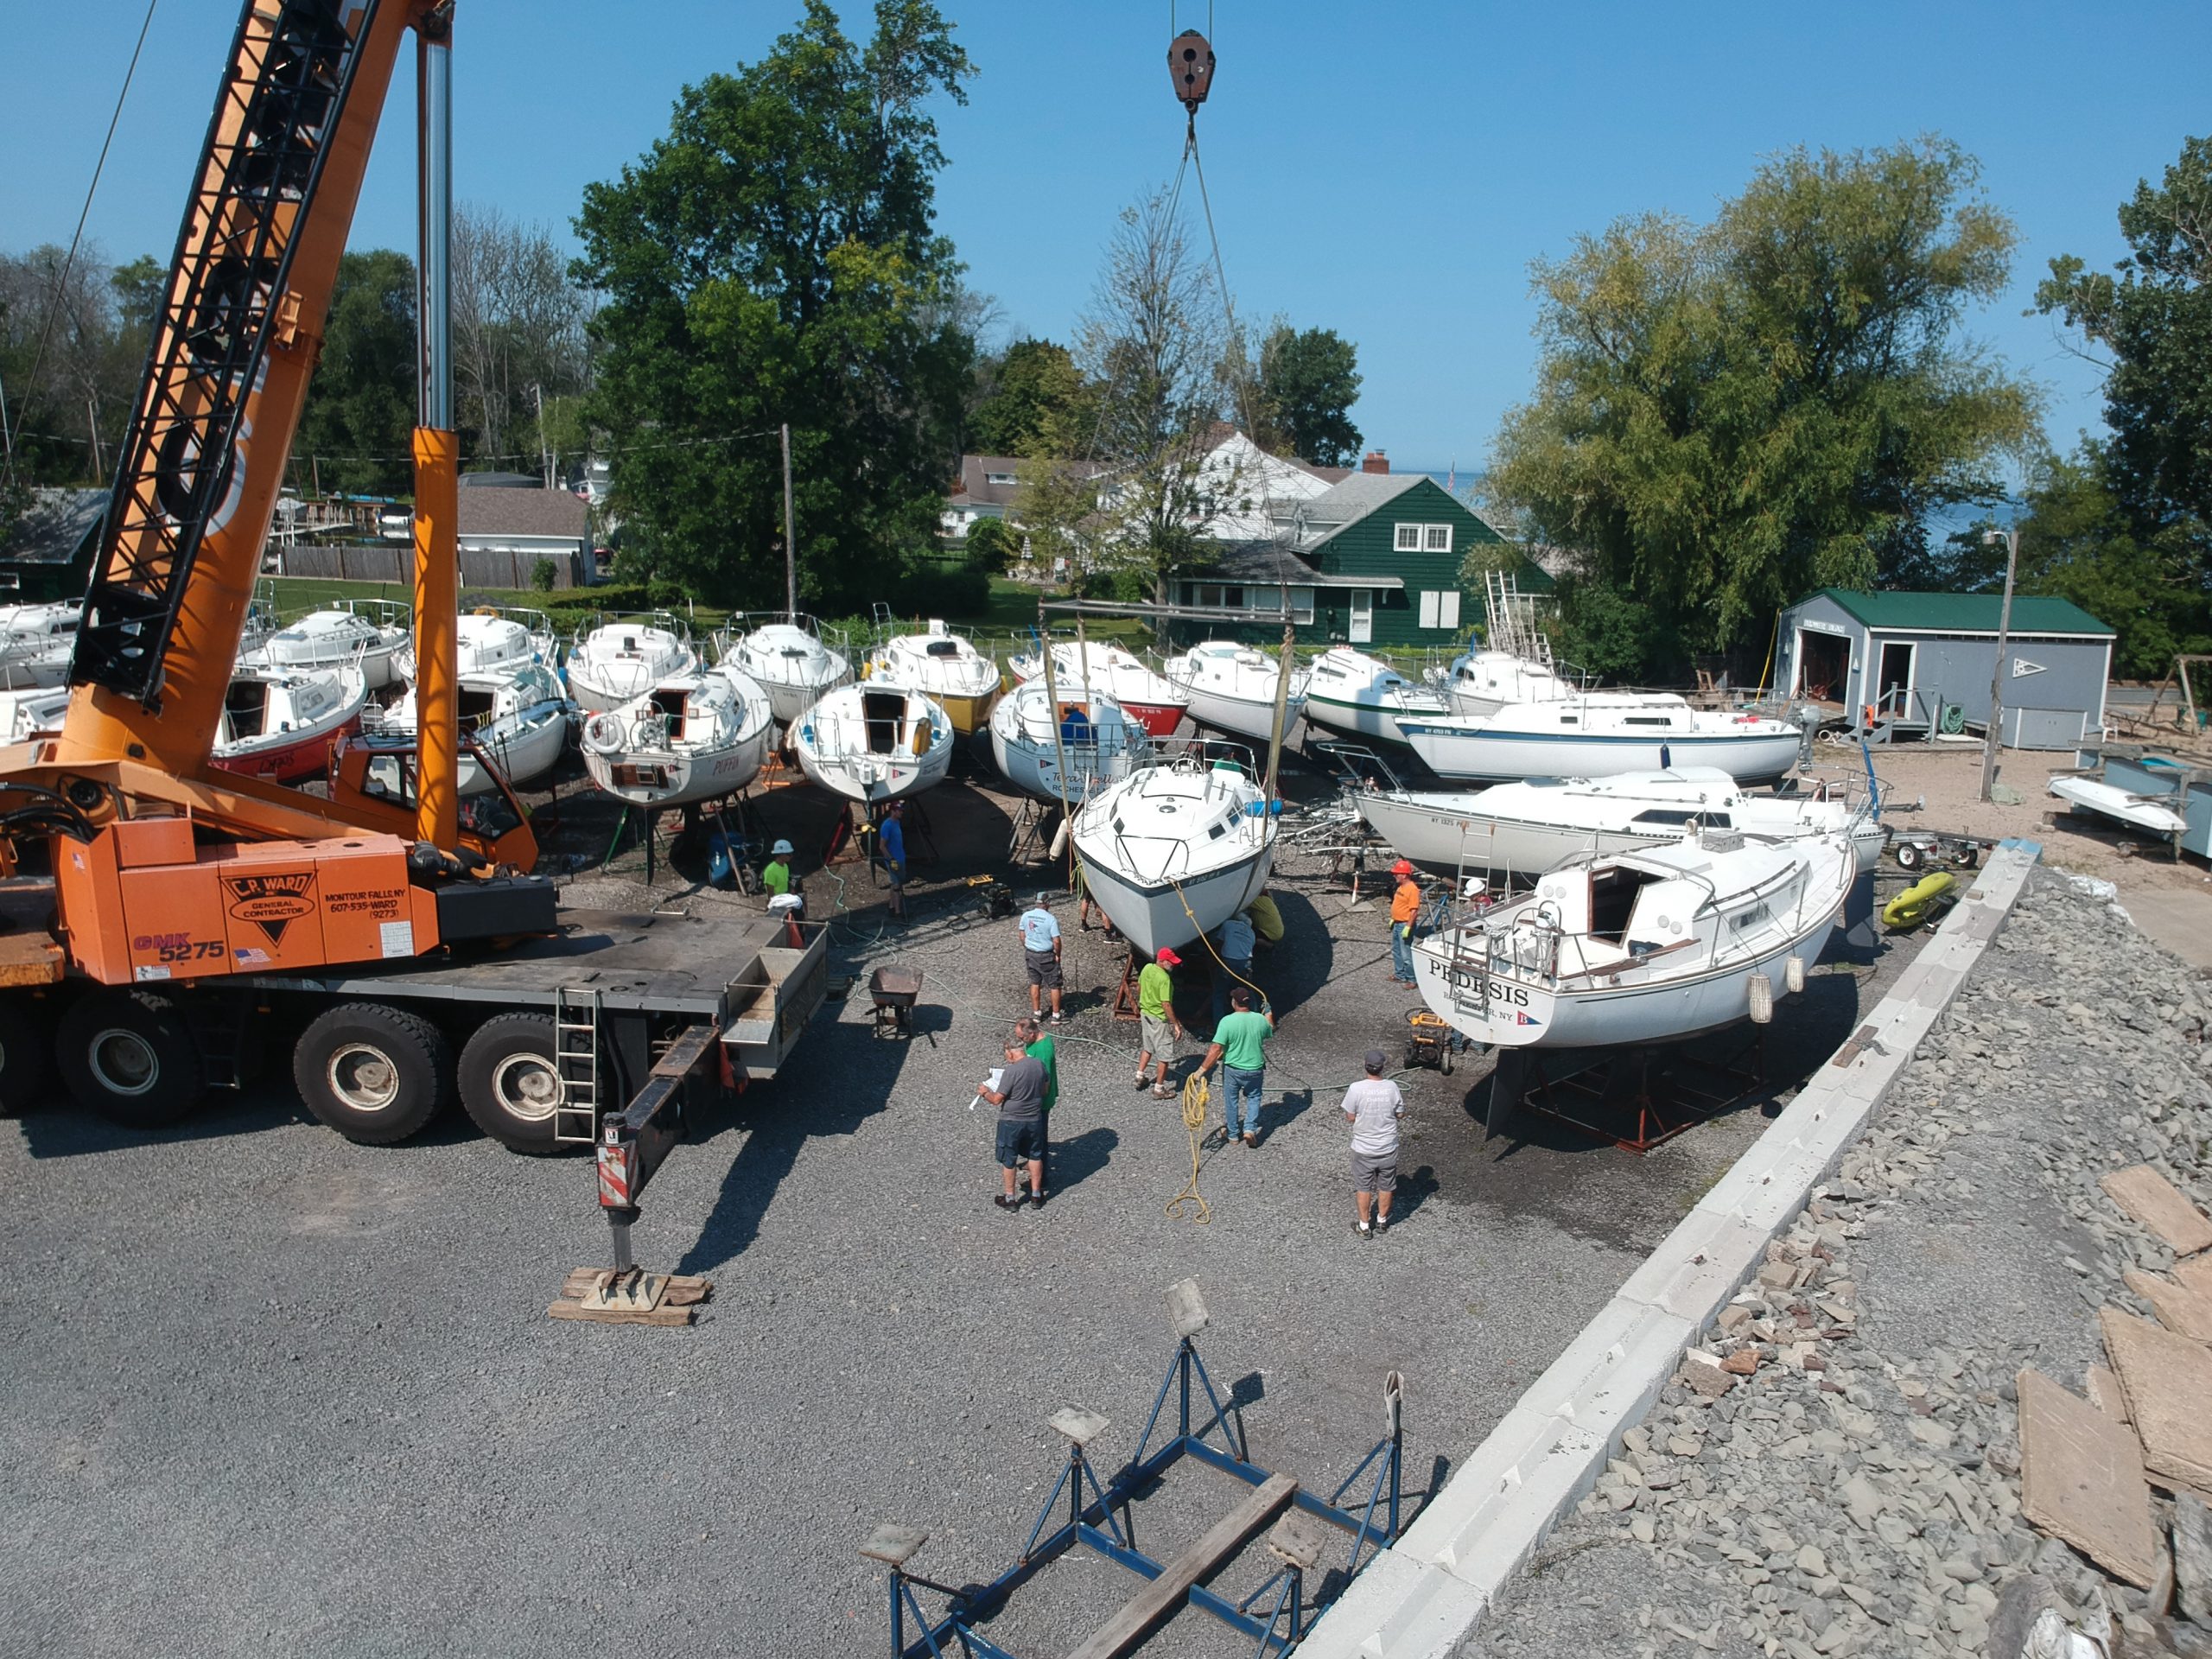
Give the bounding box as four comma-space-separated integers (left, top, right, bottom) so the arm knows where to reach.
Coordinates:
969, 336, 1089, 458
1484, 138, 2038, 664
293, 249, 417, 497
0, 243, 149, 485
452, 204, 592, 472
1255, 324, 1362, 466
575, 0, 977, 610
962, 512, 1015, 572
2012, 448, 2194, 677
1075, 187, 1234, 575
2031, 135, 2212, 670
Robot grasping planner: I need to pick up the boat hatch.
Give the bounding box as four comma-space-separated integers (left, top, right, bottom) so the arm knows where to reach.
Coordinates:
1587, 865, 1670, 946
459, 686, 498, 729
861, 690, 909, 753
1622, 876, 1707, 953
224, 678, 271, 738
926, 640, 958, 658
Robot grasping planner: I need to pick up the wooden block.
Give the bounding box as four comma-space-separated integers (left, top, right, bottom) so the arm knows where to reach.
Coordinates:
2103, 1308, 2212, 1497
2127, 1269, 2212, 1344
547, 1297, 696, 1326
2088, 1364, 2133, 1425
1065, 1473, 1298, 1659
2103, 1166, 2212, 1257
0, 931, 64, 988
556, 1268, 710, 1306
2018, 1368, 2161, 1588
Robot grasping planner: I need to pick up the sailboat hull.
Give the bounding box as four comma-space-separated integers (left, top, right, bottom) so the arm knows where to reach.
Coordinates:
1077, 838, 1276, 960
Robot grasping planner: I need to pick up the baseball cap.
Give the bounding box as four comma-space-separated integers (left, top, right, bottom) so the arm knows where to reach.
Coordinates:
1390, 859, 1415, 875
771, 838, 794, 855
1364, 1048, 1388, 1072
1156, 947, 1182, 967
1035, 891, 1052, 906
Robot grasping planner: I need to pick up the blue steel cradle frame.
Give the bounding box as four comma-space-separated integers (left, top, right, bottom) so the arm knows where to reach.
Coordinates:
880, 1333, 1405, 1658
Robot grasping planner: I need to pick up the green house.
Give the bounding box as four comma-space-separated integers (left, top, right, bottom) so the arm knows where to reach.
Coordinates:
1164, 474, 1549, 652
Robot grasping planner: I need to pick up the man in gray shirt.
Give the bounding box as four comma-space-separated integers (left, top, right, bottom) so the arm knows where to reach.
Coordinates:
1342, 1047, 1405, 1236
980, 1033, 1050, 1211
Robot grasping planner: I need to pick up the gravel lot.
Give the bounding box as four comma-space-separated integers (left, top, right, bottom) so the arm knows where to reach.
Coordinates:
0, 761, 1918, 1658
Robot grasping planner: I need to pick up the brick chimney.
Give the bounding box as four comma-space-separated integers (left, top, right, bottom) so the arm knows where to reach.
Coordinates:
1360, 448, 1389, 474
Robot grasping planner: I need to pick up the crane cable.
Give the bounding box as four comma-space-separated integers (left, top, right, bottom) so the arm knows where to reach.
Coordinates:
3, 0, 161, 480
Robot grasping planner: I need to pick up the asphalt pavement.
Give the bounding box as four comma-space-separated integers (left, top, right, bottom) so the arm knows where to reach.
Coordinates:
0, 763, 1922, 1658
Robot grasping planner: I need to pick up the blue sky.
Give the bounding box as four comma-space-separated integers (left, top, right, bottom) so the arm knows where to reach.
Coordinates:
4, 2, 2205, 476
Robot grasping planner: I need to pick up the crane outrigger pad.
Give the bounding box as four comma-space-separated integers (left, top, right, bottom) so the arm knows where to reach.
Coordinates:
548, 1268, 711, 1327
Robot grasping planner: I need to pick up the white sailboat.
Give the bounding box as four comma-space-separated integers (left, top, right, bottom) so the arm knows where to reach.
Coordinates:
1356, 768, 1885, 879
394, 607, 556, 683
1300, 646, 1451, 745
0, 683, 70, 744
1162, 640, 1306, 741
564, 613, 699, 715
367, 662, 573, 793
1007, 640, 1188, 739
210, 664, 369, 785
0, 601, 80, 690
865, 620, 1002, 735
1396, 697, 1803, 785
1412, 829, 1853, 1050
720, 615, 853, 728
988, 678, 1151, 803
1071, 751, 1279, 957
2049, 775, 2189, 839
579, 665, 773, 809
243, 603, 408, 690
791, 681, 953, 804
1440, 649, 1581, 716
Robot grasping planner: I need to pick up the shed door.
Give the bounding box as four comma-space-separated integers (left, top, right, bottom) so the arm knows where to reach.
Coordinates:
1876, 641, 1915, 716
1349, 589, 1373, 644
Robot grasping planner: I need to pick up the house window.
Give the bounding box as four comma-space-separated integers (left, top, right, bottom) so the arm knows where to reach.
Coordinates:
1394, 522, 1455, 554
1415, 590, 1463, 631
1290, 586, 1315, 624
1418, 590, 1440, 630
1425, 524, 1452, 553
984, 471, 1016, 486
1197, 584, 1223, 608
1223, 586, 1244, 610
1393, 524, 1421, 552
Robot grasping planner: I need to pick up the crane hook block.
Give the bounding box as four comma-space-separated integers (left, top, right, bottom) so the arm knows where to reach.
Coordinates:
1168, 29, 1216, 114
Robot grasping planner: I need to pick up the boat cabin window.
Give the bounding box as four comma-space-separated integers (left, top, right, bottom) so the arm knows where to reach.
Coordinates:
1630, 808, 1730, 829
926, 639, 958, 658
1624, 715, 1674, 728
1587, 865, 1669, 946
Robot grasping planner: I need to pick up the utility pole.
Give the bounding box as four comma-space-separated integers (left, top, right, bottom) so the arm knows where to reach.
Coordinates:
533, 382, 552, 488
1979, 525, 2019, 804
781, 422, 796, 620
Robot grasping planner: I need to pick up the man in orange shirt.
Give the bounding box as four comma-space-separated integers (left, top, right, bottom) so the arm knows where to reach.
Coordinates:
1389, 859, 1421, 984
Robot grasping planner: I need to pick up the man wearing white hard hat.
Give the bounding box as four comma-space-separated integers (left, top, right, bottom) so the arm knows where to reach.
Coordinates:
762, 838, 799, 917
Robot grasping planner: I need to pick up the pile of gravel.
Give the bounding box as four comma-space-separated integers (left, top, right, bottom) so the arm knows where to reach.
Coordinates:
1465, 872, 2212, 1659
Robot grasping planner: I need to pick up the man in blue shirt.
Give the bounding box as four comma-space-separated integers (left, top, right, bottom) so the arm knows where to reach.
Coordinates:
1018, 892, 1064, 1023
1211, 909, 1256, 1025
877, 800, 907, 923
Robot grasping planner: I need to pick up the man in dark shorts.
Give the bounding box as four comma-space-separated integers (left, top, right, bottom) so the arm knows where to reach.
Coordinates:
1017, 891, 1064, 1022
1342, 1047, 1405, 1236
979, 1032, 1049, 1210
878, 800, 908, 923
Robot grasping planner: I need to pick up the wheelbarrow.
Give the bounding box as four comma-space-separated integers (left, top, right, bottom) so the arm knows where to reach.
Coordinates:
1404, 1007, 1462, 1075
869, 964, 924, 1039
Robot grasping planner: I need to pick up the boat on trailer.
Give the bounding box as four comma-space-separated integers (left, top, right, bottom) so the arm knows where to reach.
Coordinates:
210, 664, 369, 785
1356, 767, 1885, 880
2049, 775, 2188, 841
1396, 697, 1804, 785
1162, 640, 1306, 741
564, 613, 700, 715
1071, 748, 1279, 957
720, 615, 853, 728
579, 665, 774, 810
987, 678, 1151, 803
1007, 640, 1187, 739
1300, 646, 1451, 745
369, 662, 573, 793
865, 620, 1002, 735
791, 681, 953, 804
1412, 829, 1853, 1051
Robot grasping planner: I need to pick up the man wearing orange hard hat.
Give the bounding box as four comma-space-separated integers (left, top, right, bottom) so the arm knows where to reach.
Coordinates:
1389, 859, 1422, 985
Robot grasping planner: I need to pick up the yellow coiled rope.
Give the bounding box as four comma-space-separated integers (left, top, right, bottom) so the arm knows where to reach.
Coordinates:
1166, 1070, 1212, 1224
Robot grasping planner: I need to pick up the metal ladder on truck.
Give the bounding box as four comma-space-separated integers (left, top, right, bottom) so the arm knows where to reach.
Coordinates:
554, 987, 602, 1147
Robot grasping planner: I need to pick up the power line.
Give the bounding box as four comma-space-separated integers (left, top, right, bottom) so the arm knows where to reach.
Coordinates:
2, 0, 159, 482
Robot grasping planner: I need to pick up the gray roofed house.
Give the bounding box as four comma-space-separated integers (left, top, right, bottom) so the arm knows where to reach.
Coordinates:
454, 486, 592, 588
0, 486, 108, 601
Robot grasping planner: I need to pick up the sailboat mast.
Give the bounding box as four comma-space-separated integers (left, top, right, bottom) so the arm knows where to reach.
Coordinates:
781, 422, 796, 620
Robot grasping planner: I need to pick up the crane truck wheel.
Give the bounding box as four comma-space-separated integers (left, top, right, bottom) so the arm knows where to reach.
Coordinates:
457, 1013, 575, 1155
55, 990, 207, 1130
0, 1000, 56, 1116
292, 1002, 454, 1145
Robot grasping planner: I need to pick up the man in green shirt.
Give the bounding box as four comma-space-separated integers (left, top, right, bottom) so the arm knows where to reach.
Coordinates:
1019, 1014, 1059, 1116
761, 838, 794, 899
1136, 946, 1185, 1099
1199, 984, 1275, 1148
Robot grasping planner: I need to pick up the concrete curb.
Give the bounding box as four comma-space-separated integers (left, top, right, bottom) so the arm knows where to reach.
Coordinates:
1298, 839, 2045, 1658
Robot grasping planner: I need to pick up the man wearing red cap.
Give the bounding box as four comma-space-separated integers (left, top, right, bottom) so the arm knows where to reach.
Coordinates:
1136, 948, 1185, 1098
1389, 861, 1422, 984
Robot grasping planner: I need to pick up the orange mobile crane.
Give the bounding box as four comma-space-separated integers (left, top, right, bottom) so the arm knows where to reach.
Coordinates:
0, 0, 824, 1153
